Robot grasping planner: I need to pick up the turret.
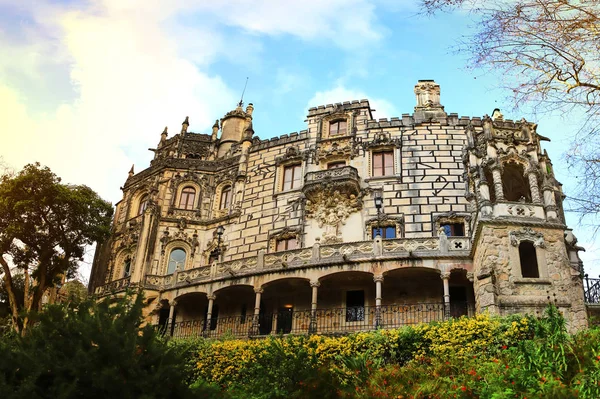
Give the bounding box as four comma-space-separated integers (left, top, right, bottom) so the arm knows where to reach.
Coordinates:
217, 103, 253, 158
413, 80, 447, 123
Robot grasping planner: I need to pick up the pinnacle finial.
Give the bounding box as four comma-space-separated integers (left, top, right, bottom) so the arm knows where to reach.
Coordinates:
128, 165, 134, 177
181, 116, 189, 134
213, 119, 219, 129
162, 126, 168, 135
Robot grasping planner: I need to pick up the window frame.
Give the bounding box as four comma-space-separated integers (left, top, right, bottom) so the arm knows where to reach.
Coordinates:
282, 164, 302, 191
518, 241, 540, 278
220, 185, 232, 210
440, 223, 465, 237
178, 187, 196, 210
329, 119, 347, 137
167, 248, 187, 274
372, 150, 395, 177
276, 237, 298, 251
123, 257, 132, 277
372, 226, 397, 239
138, 195, 148, 216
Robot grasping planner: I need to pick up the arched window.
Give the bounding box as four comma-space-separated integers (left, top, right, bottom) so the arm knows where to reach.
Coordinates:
503, 164, 531, 202
138, 195, 148, 216
123, 257, 132, 277
519, 241, 539, 278
220, 186, 232, 209
178, 187, 196, 210
167, 248, 186, 274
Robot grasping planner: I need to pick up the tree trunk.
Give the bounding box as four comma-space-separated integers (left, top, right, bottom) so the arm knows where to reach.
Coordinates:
0, 255, 21, 334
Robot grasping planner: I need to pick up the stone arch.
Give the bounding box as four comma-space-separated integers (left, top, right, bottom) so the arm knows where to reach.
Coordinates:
113, 248, 135, 280
128, 188, 151, 219
502, 162, 531, 202
213, 180, 235, 217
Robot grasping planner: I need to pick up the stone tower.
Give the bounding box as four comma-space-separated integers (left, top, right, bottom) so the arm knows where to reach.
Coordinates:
463, 112, 587, 330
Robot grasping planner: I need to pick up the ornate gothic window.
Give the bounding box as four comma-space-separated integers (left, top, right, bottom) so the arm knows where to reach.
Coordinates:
138, 195, 148, 216
329, 120, 347, 136
283, 164, 302, 190
167, 248, 186, 274
179, 187, 196, 210
372, 151, 394, 177
123, 257, 132, 277
220, 185, 232, 209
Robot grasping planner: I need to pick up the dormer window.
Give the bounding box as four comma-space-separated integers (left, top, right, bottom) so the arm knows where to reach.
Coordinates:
329, 120, 347, 136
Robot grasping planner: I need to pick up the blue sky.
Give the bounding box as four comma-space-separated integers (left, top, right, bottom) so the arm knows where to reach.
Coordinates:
1, 0, 597, 276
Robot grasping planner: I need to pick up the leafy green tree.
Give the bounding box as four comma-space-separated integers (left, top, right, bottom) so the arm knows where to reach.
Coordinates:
0, 291, 214, 399
0, 163, 113, 335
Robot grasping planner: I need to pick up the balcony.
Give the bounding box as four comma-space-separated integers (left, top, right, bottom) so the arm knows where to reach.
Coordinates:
584, 275, 600, 304
94, 276, 131, 295
159, 302, 475, 339
302, 166, 361, 201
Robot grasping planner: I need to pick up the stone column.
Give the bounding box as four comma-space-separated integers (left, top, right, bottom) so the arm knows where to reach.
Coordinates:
167, 299, 177, 336
440, 272, 451, 319
491, 166, 504, 201
542, 180, 558, 220
526, 169, 541, 203
131, 208, 153, 284
249, 287, 263, 336
204, 294, 216, 337
309, 281, 320, 334
374, 275, 384, 328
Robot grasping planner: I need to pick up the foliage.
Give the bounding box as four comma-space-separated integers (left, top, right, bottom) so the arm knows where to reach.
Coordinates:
184, 308, 600, 398
0, 291, 221, 399
0, 163, 113, 335
420, 0, 600, 217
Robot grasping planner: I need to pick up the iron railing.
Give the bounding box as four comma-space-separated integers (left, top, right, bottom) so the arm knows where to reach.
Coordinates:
584, 274, 600, 304
160, 302, 474, 339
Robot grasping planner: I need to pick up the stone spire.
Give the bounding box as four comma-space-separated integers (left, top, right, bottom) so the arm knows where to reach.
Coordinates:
128, 165, 134, 178
158, 126, 168, 148
243, 121, 255, 142
211, 119, 219, 140
181, 116, 189, 134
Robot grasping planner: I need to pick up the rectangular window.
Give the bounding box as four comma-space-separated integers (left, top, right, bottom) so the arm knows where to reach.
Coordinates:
346, 290, 365, 322
283, 164, 302, 190
441, 223, 465, 237
329, 120, 347, 136
372, 151, 394, 177
276, 237, 297, 251
327, 161, 346, 169
372, 226, 396, 239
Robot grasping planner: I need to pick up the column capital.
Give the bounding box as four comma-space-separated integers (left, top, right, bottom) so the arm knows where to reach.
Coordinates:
466, 272, 474, 282
207, 294, 216, 301
254, 287, 264, 294
373, 275, 384, 283
169, 299, 178, 307
440, 271, 451, 280
310, 280, 321, 288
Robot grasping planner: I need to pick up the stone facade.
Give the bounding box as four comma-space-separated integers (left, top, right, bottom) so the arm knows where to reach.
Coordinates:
89, 80, 588, 334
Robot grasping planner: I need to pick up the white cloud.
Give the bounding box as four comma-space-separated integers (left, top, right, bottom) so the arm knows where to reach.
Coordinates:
307, 85, 398, 119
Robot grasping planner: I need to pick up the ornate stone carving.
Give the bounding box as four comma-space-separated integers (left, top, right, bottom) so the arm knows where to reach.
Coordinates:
507, 204, 535, 217
509, 228, 545, 248
414, 81, 441, 109
305, 190, 363, 243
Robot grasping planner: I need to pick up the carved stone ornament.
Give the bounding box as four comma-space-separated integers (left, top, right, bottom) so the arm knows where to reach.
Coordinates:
305, 189, 363, 242
361, 132, 402, 151
414, 81, 441, 109
507, 204, 535, 217
118, 219, 141, 250
509, 227, 545, 248
316, 138, 357, 162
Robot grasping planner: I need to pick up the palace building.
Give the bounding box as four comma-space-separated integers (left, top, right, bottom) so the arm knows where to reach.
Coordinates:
89, 80, 589, 336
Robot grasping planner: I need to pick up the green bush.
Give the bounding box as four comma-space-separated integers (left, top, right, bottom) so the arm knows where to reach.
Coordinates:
0, 291, 220, 399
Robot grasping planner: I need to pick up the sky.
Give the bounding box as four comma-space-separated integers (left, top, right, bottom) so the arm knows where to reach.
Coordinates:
1, 0, 598, 280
